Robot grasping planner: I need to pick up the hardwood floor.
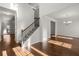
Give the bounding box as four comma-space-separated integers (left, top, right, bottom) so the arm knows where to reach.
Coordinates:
1, 34, 79, 56
0, 34, 33, 56
31, 36, 79, 56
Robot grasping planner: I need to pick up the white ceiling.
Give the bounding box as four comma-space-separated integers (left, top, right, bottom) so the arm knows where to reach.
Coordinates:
0, 6, 16, 16
48, 4, 79, 20
39, 3, 79, 20
0, 5, 15, 23
0, 3, 79, 20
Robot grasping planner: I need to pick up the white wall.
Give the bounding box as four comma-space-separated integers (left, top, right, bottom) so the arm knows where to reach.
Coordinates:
0, 14, 2, 41
16, 4, 34, 42
40, 16, 49, 43
40, 16, 57, 43
57, 16, 79, 38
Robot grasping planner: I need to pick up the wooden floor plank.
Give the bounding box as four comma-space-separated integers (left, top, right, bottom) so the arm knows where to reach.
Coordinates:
12, 47, 22, 56
12, 46, 33, 56
15, 46, 28, 56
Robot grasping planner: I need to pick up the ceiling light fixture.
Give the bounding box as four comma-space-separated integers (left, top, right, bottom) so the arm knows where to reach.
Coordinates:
63, 21, 72, 24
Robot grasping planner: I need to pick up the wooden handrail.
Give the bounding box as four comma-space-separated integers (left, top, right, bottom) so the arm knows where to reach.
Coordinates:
22, 19, 39, 32
23, 22, 34, 32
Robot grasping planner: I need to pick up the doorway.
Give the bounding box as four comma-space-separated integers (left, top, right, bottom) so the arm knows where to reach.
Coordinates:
0, 6, 16, 51
50, 21, 55, 38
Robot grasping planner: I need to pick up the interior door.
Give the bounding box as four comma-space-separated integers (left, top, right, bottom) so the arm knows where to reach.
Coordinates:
51, 21, 55, 37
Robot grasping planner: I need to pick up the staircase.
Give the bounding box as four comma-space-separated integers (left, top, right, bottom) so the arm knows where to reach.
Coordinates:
21, 18, 40, 45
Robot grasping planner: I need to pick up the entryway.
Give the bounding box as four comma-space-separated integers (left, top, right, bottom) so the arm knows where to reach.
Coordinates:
50, 21, 55, 38
0, 6, 17, 55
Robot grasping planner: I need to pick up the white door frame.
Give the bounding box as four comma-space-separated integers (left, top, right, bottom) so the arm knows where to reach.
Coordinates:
49, 17, 57, 38
50, 21, 56, 37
